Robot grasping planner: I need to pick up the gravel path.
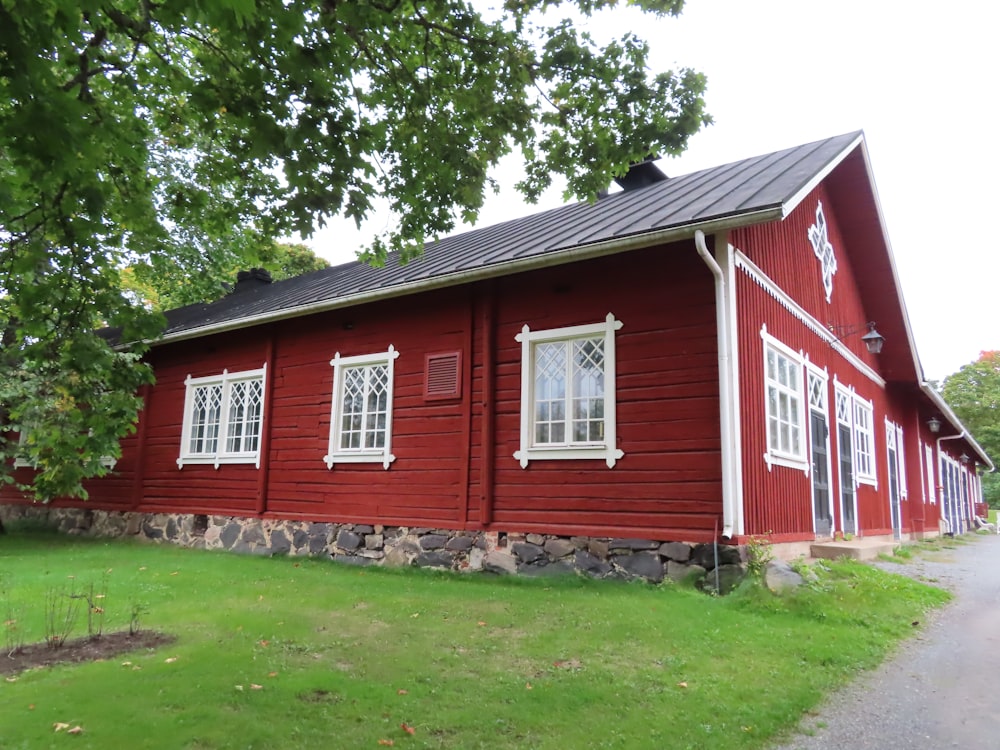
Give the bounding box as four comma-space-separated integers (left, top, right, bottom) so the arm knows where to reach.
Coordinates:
770, 534, 1000, 749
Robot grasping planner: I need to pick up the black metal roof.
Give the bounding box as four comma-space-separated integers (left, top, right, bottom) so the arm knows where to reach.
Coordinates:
160, 131, 863, 342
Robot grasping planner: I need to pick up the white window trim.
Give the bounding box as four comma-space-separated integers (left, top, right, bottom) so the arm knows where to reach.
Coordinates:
514, 313, 624, 469
177, 365, 266, 469
853, 395, 877, 487
885, 418, 908, 501
896, 423, 907, 498
324, 346, 399, 470
760, 326, 808, 474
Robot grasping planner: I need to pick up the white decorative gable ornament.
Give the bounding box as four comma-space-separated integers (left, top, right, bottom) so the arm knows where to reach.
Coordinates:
807, 201, 838, 303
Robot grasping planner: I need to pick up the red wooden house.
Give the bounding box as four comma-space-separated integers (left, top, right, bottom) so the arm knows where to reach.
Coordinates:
3, 131, 991, 569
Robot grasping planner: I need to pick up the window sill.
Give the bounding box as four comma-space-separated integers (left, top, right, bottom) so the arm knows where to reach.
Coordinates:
763, 451, 809, 475
324, 452, 395, 470
177, 454, 260, 469
514, 445, 624, 469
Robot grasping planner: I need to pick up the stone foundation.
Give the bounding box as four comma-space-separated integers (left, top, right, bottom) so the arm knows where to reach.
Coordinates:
0, 505, 746, 592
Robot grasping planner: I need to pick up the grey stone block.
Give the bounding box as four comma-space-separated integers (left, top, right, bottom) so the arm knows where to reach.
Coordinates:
445, 536, 474, 552
615, 552, 665, 583
543, 539, 576, 558
659, 541, 692, 562
483, 551, 517, 575
512, 542, 545, 564
574, 550, 613, 578
419, 534, 449, 550
336, 530, 362, 550
270, 529, 291, 556
414, 551, 453, 569
608, 538, 660, 551
764, 559, 805, 593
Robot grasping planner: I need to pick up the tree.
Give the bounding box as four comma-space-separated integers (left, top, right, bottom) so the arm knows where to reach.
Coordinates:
0, 0, 710, 501
941, 351, 1000, 508
123, 241, 330, 310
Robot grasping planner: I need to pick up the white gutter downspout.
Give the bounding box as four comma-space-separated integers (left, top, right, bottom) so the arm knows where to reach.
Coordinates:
936, 432, 967, 534
695, 230, 737, 538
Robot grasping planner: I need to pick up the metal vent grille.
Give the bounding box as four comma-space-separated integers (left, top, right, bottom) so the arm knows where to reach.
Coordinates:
425, 351, 462, 400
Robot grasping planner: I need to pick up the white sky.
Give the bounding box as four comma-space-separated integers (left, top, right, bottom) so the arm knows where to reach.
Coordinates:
302, 0, 1000, 383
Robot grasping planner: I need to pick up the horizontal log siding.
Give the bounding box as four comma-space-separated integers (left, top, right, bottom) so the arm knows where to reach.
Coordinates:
263, 288, 469, 526
134, 331, 278, 515
7, 243, 724, 541
483, 244, 723, 542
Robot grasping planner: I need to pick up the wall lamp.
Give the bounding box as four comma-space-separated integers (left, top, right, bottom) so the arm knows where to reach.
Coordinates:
828, 321, 885, 354
927, 417, 942, 434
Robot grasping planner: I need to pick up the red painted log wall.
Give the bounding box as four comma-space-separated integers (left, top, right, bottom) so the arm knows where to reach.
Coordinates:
2, 242, 725, 543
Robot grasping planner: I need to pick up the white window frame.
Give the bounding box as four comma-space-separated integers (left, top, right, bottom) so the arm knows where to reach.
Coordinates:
177, 365, 266, 469
761, 328, 808, 473
852, 395, 877, 487
885, 419, 908, 501
324, 346, 399, 470
514, 313, 624, 469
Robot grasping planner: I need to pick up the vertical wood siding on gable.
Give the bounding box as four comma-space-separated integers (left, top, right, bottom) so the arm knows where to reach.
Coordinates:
732, 193, 935, 541
732, 182, 880, 371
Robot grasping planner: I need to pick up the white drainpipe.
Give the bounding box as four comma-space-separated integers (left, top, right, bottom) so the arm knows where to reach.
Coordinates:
695, 230, 736, 538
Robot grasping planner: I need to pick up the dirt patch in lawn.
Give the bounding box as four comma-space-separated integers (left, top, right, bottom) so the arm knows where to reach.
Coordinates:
1, 631, 175, 676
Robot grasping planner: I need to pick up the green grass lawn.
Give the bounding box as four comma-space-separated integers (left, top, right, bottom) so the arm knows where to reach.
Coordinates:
0, 527, 951, 750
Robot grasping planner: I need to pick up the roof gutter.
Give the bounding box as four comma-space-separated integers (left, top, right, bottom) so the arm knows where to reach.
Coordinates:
150, 207, 784, 347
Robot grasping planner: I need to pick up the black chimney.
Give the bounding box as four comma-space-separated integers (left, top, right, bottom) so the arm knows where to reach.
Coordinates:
233, 268, 273, 293
613, 156, 668, 193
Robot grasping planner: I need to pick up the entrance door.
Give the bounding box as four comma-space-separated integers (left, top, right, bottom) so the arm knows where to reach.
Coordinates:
811, 411, 832, 536
886, 428, 902, 541
838, 423, 857, 535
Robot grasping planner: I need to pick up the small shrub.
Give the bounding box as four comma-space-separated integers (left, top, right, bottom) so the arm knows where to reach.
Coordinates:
44, 584, 81, 649
745, 533, 774, 578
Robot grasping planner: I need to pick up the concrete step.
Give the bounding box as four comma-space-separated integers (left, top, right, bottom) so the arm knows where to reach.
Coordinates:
809, 539, 899, 561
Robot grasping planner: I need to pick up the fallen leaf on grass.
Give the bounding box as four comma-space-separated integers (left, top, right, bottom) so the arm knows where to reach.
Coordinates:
68, 726, 83, 735
170, 571, 179, 576
268, 672, 279, 678
378, 739, 395, 746
396, 689, 408, 695
139, 566, 147, 571
250, 684, 263, 690
258, 640, 270, 647
477, 621, 487, 627
235, 685, 244, 691
525, 682, 533, 690
53, 723, 70, 732
121, 661, 132, 667
677, 682, 688, 688
410, 613, 420, 618
164, 657, 178, 664
401, 722, 416, 735
5, 676, 16, 683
